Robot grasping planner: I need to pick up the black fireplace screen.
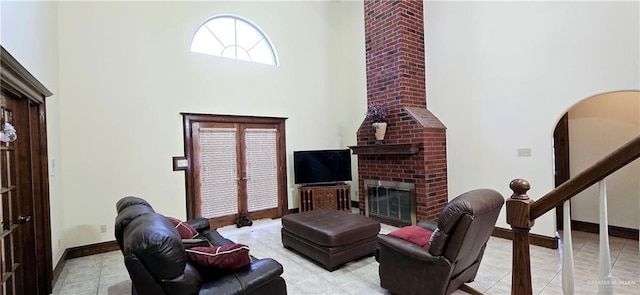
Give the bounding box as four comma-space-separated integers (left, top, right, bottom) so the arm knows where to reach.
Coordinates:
364, 180, 416, 226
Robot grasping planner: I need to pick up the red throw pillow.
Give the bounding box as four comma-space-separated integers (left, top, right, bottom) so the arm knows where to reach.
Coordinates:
388, 225, 433, 250
185, 244, 251, 271
166, 217, 199, 239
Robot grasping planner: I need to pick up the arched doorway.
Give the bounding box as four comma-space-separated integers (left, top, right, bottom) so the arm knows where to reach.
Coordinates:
553, 91, 640, 238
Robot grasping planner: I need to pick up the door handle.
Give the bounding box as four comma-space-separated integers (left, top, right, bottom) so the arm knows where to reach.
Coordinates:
18, 215, 31, 223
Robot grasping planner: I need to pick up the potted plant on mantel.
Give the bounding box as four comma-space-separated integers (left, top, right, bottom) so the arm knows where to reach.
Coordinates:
366, 102, 390, 144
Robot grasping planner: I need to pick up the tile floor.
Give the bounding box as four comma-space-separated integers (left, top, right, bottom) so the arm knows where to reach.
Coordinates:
52, 218, 639, 295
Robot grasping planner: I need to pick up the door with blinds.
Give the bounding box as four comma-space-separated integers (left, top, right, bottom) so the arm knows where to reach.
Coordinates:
183, 114, 287, 227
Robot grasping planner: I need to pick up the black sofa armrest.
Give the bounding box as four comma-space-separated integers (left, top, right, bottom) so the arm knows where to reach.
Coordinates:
182, 238, 212, 249
199, 258, 285, 295
200, 229, 234, 246
186, 218, 211, 232
417, 220, 438, 232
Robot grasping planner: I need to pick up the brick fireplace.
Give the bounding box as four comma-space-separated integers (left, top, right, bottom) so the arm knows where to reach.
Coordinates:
352, 0, 448, 223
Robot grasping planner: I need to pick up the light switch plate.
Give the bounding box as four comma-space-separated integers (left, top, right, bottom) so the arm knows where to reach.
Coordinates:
517, 148, 532, 157
173, 156, 188, 171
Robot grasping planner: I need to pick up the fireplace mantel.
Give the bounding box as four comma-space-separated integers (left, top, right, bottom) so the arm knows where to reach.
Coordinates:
349, 143, 422, 155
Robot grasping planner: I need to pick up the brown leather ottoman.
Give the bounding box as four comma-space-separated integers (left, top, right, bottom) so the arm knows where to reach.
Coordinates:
281, 209, 381, 271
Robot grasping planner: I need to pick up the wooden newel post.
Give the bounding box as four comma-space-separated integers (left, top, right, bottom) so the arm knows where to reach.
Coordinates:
506, 178, 534, 295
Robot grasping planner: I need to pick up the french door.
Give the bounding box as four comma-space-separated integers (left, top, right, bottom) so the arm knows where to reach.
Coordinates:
0, 93, 25, 294
1, 47, 53, 295
182, 114, 288, 227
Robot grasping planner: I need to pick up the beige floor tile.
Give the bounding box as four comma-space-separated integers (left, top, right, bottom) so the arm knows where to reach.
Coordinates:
96, 280, 131, 295
57, 280, 100, 295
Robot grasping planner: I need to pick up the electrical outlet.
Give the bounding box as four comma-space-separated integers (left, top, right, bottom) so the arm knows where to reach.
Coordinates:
100, 225, 107, 233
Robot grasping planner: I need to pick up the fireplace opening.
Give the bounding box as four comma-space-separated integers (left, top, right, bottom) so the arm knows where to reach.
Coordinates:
364, 180, 416, 226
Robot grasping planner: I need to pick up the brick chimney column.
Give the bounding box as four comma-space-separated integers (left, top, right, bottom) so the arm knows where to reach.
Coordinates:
356, 0, 448, 222
365, 0, 426, 109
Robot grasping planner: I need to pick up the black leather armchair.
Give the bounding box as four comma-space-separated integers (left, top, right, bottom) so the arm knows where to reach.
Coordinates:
114, 196, 287, 295
377, 189, 505, 295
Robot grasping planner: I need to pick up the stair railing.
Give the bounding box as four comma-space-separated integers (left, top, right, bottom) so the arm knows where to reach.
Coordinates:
561, 178, 614, 295
506, 135, 640, 295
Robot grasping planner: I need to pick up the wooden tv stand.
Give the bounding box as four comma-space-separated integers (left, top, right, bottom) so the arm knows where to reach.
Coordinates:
298, 184, 351, 212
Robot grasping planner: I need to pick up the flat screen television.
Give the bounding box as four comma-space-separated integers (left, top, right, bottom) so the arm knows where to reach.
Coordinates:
293, 149, 352, 185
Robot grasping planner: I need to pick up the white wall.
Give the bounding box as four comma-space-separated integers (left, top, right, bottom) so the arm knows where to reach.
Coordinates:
0, 1, 63, 265
569, 92, 640, 229
424, 1, 640, 236
5, 0, 639, 270
57, 1, 365, 248
328, 1, 366, 201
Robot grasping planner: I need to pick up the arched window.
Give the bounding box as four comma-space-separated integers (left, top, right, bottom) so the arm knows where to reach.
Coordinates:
191, 14, 278, 66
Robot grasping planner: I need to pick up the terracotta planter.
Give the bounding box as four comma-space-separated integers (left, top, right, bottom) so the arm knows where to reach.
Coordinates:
372, 122, 387, 144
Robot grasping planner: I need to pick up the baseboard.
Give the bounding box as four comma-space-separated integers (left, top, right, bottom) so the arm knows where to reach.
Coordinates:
52, 249, 68, 289
571, 220, 639, 241
66, 240, 120, 259
492, 227, 559, 249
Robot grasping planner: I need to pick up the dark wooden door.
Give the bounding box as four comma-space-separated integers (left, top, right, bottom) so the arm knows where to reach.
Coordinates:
0, 93, 30, 295
554, 113, 570, 230
184, 114, 288, 227
192, 121, 241, 226
0, 46, 53, 294
242, 123, 283, 221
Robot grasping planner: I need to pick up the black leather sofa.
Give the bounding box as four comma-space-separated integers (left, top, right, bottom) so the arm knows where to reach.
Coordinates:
114, 196, 287, 295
